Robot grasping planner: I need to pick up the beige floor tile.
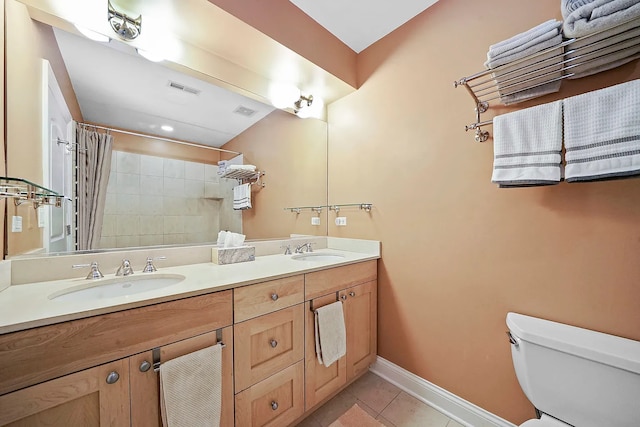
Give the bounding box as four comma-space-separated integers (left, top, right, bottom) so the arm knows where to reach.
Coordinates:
380, 392, 451, 427
446, 420, 465, 427
310, 389, 359, 427
377, 415, 398, 427
296, 414, 322, 427
345, 372, 402, 413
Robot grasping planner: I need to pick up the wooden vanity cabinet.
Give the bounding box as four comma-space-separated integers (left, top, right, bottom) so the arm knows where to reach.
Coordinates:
304, 261, 378, 412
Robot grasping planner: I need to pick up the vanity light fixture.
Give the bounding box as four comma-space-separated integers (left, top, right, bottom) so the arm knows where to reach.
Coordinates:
294, 94, 314, 114
295, 94, 323, 119
108, 0, 142, 41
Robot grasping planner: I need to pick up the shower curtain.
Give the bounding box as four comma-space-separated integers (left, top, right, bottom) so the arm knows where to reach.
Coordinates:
76, 125, 113, 250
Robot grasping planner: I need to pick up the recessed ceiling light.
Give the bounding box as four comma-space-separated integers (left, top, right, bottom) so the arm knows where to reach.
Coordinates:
161, 125, 174, 132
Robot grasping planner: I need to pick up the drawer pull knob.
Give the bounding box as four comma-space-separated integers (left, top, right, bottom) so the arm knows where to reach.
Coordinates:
340, 295, 347, 301
271, 293, 279, 301
270, 339, 278, 348
349, 291, 356, 297
271, 401, 279, 411
106, 371, 120, 384
139, 361, 151, 372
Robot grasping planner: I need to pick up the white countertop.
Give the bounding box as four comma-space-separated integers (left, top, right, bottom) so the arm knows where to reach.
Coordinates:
0, 248, 379, 334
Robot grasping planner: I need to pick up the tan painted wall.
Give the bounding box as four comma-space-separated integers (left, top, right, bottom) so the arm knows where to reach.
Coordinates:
327, 0, 640, 424
209, 0, 358, 88
5, 0, 82, 256
222, 109, 328, 239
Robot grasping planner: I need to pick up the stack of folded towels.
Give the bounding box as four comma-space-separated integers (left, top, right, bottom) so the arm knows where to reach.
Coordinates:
485, 20, 564, 105
562, 0, 640, 79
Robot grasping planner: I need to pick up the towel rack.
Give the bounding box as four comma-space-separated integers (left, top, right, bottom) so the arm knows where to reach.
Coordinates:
455, 15, 640, 142
285, 203, 373, 214
221, 169, 266, 188
149, 329, 226, 373
309, 291, 344, 312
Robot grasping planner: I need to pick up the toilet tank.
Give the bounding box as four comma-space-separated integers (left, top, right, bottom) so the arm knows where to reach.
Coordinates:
506, 312, 640, 427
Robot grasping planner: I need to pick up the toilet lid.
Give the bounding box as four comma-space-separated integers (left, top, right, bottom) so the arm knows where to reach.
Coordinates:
520, 415, 569, 427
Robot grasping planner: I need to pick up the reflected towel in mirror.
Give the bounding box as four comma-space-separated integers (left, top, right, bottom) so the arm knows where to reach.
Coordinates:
232, 183, 252, 210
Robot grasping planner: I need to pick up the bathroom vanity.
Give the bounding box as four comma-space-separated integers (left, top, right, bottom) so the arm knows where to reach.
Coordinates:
0, 240, 378, 427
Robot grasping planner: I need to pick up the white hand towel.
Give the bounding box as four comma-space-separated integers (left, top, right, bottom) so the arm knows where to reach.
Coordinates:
314, 301, 347, 368
227, 164, 256, 171
492, 100, 563, 187
232, 183, 252, 210
564, 79, 640, 182
160, 344, 223, 427
562, 0, 640, 38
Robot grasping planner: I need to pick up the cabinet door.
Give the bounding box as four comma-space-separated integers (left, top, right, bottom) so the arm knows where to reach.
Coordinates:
130, 327, 234, 427
304, 294, 347, 411
345, 280, 378, 381
0, 358, 129, 427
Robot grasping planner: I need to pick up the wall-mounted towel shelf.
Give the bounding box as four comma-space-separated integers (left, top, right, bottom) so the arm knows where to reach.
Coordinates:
455, 15, 640, 142
285, 203, 373, 214
0, 177, 65, 208
220, 169, 266, 187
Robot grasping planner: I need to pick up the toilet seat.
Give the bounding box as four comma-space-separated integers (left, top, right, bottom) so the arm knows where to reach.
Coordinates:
520, 414, 569, 427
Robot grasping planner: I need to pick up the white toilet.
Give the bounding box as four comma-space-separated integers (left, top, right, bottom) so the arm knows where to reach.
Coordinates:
506, 312, 640, 427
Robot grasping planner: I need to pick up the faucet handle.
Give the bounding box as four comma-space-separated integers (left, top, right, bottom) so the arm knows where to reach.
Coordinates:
280, 245, 292, 255
142, 256, 166, 273
116, 259, 134, 276
306, 242, 316, 252
73, 261, 104, 280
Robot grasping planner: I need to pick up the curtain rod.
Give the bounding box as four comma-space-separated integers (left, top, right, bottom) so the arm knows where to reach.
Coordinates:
77, 122, 242, 156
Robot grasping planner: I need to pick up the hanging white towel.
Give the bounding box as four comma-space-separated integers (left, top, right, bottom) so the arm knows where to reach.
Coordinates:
492, 100, 563, 187
232, 183, 252, 210
564, 79, 640, 182
314, 301, 347, 368
160, 344, 223, 427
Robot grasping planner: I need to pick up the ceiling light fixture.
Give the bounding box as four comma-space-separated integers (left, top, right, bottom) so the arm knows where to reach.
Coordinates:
108, 0, 142, 41
161, 125, 174, 132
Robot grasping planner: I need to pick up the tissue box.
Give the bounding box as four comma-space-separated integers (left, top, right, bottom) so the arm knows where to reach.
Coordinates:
212, 245, 255, 265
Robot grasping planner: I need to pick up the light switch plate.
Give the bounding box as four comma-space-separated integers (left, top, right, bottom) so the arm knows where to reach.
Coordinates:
311, 217, 320, 226
12, 216, 23, 232
335, 217, 347, 226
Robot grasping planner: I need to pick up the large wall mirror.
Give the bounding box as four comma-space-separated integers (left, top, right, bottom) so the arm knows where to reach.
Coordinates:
5, 0, 333, 257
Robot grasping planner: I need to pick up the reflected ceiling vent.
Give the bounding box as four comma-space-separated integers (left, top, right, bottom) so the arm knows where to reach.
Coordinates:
234, 106, 257, 117
168, 80, 200, 95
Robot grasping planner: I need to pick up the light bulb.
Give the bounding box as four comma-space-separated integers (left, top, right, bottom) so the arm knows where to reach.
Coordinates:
269, 83, 300, 109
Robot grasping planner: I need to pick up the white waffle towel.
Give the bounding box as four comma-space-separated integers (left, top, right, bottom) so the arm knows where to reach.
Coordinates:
492, 100, 563, 187
564, 79, 640, 182
160, 344, 223, 427
232, 183, 251, 210
314, 301, 347, 367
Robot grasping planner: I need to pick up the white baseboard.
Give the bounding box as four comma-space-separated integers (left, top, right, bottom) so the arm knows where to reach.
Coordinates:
370, 356, 517, 427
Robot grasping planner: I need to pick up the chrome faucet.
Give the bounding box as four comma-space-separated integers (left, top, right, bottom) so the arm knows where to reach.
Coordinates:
142, 256, 166, 273
281, 244, 292, 255
116, 259, 134, 276
72, 261, 104, 280
294, 242, 315, 254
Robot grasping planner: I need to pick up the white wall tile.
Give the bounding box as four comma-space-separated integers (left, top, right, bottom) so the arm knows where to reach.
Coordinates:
184, 180, 204, 198
116, 152, 140, 174
116, 235, 140, 248
140, 195, 163, 215
106, 172, 117, 194
139, 215, 164, 235
205, 182, 222, 198
185, 162, 205, 180
140, 175, 163, 195
102, 214, 117, 237
163, 177, 184, 197
140, 155, 164, 176
99, 236, 116, 249
104, 193, 117, 215
116, 173, 140, 195
116, 215, 140, 236
204, 164, 220, 182
163, 233, 185, 245
164, 159, 185, 178
163, 197, 185, 216
140, 235, 165, 246
116, 194, 140, 215
164, 216, 184, 234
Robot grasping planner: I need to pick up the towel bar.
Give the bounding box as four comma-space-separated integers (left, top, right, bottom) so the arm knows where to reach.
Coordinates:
151, 329, 226, 373
309, 291, 344, 312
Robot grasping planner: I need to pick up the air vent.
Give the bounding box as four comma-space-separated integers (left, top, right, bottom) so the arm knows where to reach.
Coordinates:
234, 106, 257, 117
168, 80, 200, 95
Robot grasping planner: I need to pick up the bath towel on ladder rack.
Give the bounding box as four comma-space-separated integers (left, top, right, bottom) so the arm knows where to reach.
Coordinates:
491, 100, 563, 187
564, 78, 640, 182
159, 344, 223, 427
233, 183, 252, 210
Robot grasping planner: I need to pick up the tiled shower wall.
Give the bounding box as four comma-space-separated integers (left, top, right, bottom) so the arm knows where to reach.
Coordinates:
99, 151, 241, 249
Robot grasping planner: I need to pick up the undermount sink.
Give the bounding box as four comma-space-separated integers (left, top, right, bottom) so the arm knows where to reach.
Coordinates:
49, 274, 185, 302
291, 253, 346, 262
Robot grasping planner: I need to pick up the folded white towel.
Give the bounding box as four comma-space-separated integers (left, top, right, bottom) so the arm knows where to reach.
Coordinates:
160, 344, 223, 427
232, 183, 251, 210
486, 20, 562, 64
227, 164, 256, 171
492, 100, 563, 187
565, 21, 640, 79
564, 79, 640, 182
314, 301, 347, 367
563, 0, 640, 38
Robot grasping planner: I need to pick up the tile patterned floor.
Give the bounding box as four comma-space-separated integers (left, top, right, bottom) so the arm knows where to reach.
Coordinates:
296, 372, 465, 427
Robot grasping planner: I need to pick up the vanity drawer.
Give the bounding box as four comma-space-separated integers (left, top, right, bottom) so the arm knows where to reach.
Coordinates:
0, 291, 232, 395
234, 304, 304, 392
305, 260, 377, 300
234, 275, 304, 322
235, 361, 304, 427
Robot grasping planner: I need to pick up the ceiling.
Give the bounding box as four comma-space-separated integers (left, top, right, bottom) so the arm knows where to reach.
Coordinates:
289, 0, 440, 53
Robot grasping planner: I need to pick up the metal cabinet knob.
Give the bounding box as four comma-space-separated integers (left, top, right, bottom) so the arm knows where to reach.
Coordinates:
270, 339, 278, 348
271, 401, 279, 411
106, 371, 120, 384
340, 295, 347, 301
349, 291, 356, 297
271, 293, 279, 301
139, 361, 151, 372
